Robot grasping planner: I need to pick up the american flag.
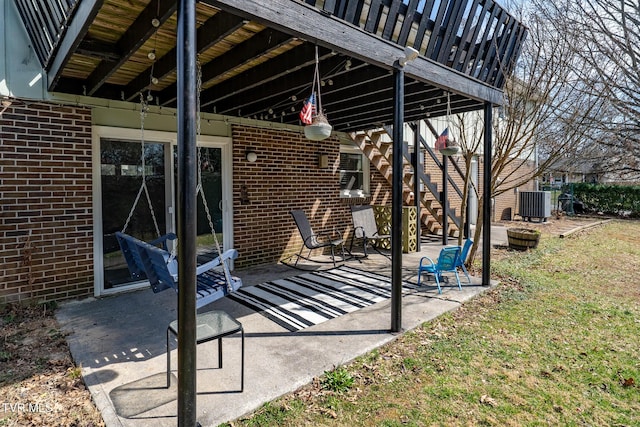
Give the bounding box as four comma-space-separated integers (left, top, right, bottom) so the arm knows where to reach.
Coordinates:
299, 92, 316, 125
435, 127, 449, 150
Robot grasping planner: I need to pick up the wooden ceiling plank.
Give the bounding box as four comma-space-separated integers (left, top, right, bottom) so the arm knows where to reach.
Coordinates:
123, 12, 246, 101
239, 64, 387, 118
84, 0, 176, 96
211, 51, 348, 116
195, 43, 319, 108
158, 30, 303, 107
201, 29, 293, 83
76, 38, 121, 61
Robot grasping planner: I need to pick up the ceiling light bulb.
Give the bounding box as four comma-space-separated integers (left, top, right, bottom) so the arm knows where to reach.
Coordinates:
151, 18, 161, 28
151, 76, 159, 85
147, 50, 156, 61
291, 95, 297, 101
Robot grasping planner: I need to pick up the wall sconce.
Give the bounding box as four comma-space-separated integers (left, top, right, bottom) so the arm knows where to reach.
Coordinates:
246, 150, 257, 162
318, 153, 328, 169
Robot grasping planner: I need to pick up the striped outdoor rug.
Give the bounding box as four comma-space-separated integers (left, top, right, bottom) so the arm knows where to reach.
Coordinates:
227, 265, 418, 332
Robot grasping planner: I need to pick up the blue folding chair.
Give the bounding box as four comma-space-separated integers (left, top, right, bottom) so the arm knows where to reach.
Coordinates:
417, 246, 462, 293
455, 239, 473, 283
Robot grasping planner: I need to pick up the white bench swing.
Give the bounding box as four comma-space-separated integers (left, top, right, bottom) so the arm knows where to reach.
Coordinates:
115, 94, 241, 308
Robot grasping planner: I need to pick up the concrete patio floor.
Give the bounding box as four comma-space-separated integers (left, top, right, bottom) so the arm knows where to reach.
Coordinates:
56, 228, 510, 427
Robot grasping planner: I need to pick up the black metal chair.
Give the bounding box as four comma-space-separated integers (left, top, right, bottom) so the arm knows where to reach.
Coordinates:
290, 210, 345, 267
349, 205, 390, 258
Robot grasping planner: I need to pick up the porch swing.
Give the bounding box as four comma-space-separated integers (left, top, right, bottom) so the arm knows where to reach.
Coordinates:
116, 69, 241, 308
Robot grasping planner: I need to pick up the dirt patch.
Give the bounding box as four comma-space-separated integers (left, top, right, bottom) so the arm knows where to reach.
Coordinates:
498, 214, 607, 237
0, 303, 104, 427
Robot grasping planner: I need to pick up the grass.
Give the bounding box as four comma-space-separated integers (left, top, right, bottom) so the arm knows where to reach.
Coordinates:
228, 220, 640, 426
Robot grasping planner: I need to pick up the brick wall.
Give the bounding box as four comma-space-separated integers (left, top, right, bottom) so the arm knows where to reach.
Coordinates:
478, 157, 537, 221
0, 104, 537, 303
232, 126, 392, 268
0, 101, 93, 304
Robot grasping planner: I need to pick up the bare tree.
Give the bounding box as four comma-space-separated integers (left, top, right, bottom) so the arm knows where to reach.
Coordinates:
538, 0, 640, 179
452, 4, 604, 262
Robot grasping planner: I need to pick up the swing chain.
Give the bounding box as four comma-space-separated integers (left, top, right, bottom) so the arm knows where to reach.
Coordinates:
196, 58, 233, 293
121, 94, 161, 238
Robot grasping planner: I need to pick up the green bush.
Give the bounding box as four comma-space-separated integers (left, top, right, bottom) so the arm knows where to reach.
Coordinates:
570, 183, 640, 217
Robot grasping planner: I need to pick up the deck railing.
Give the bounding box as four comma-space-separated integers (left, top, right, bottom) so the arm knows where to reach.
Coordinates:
14, 0, 78, 68
304, 0, 527, 88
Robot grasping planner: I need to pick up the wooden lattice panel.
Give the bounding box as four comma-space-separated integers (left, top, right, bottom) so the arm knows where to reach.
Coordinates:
372, 206, 417, 253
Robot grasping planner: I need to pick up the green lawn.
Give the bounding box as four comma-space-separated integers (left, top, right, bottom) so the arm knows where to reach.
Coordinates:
226, 220, 640, 426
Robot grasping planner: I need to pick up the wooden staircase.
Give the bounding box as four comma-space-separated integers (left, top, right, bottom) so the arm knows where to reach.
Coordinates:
350, 125, 461, 237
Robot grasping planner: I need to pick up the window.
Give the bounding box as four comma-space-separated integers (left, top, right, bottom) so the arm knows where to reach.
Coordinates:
339, 146, 369, 197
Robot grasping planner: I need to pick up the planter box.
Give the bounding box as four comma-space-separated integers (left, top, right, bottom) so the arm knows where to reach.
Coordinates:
507, 228, 540, 251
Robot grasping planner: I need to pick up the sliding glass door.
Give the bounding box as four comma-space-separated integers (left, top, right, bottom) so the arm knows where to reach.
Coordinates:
94, 127, 232, 295
100, 138, 167, 289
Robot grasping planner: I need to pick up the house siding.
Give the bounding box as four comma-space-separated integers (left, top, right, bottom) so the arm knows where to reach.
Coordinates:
0, 102, 93, 304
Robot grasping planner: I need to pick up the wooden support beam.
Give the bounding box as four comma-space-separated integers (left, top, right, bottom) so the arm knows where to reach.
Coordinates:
84, 0, 176, 96
124, 12, 247, 101
195, 44, 320, 108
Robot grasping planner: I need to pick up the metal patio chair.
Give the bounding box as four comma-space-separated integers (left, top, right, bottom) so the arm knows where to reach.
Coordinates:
349, 205, 390, 258
290, 210, 345, 267
455, 239, 473, 283
417, 246, 462, 293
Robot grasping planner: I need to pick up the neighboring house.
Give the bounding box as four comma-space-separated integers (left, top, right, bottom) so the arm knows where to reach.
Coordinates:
545, 148, 640, 186
0, 0, 527, 303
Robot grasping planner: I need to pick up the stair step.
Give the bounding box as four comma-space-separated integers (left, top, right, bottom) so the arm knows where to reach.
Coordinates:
349, 126, 462, 238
